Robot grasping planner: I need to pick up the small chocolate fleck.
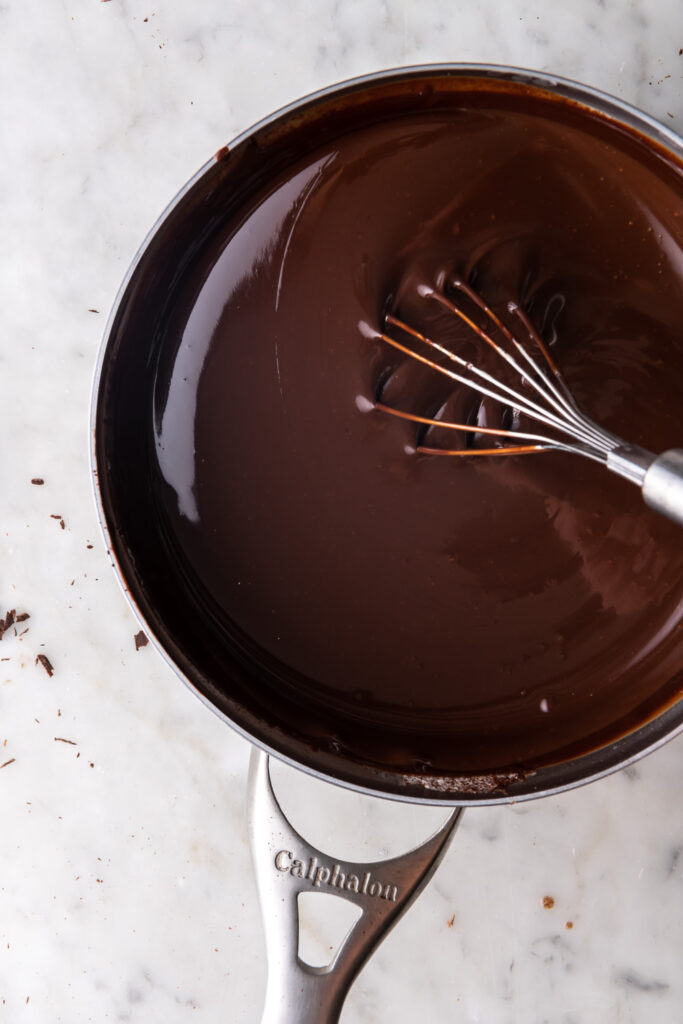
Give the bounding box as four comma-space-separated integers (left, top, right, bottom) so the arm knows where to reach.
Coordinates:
88, 309, 100, 314
542, 896, 555, 909
447, 913, 455, 928
54, 737, 77, 745
134, 630, 149, 651
0, 610, 16, 640
15, 613, 29, 623
31, 478, 44, 485
50, 514, 66, 530
36, 654, 54, 677
566, 920, 574, 929
86, 544, 93, 550
0, 758, 15, 770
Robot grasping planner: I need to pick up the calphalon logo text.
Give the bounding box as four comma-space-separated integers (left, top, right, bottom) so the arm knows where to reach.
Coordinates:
274, 850, 398, 902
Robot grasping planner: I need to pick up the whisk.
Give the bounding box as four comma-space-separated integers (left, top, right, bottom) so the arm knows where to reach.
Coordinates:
362, 278, 683, 527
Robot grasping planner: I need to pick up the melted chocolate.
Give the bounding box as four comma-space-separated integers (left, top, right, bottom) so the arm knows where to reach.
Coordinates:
138, 80, 683, 777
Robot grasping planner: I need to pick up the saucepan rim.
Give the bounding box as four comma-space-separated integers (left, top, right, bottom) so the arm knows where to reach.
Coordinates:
90, 62, 683, 806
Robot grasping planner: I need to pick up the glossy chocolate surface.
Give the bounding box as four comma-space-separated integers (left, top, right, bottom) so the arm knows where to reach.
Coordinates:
100, 76, 683, 783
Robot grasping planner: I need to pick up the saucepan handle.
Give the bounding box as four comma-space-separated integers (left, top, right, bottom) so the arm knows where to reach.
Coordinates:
246, 749, 462, 1024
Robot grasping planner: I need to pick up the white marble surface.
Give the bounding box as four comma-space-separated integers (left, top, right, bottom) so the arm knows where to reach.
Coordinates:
1, 1, 682, 1021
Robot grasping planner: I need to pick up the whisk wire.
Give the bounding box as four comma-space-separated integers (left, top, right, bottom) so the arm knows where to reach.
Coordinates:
506, 301, 615, 452
376, 281, 622, 462
381, 317, 566, 436
426, 283, 614, 454
370, 279, 683, 529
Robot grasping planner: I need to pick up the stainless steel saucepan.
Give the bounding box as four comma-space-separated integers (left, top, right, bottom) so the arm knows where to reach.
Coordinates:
91, 65, 683, 1023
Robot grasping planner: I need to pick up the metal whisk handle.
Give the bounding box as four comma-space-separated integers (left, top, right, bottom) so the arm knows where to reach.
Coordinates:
607, 447, 683, 527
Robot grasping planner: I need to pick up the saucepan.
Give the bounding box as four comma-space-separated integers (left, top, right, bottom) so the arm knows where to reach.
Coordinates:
91, 65, 683, 1023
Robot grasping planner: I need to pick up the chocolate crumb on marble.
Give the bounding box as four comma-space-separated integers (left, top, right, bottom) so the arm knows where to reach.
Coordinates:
50, 514, 66, 530
54, 737, 77, 745
36, 654, 54, 677
0, 758, 15, 770
0, 610, 16, 639
134, 630, 149, 650
542, 896, 555, 909
31, 478, 44, 485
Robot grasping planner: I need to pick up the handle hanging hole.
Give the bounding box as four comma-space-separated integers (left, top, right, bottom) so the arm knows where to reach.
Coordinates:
297, 892, 363, 970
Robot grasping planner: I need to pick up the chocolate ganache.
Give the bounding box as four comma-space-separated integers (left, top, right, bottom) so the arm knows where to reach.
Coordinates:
149, 80, 683, 776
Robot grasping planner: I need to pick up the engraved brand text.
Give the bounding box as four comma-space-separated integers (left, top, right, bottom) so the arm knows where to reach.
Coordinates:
274, 850, 399, 901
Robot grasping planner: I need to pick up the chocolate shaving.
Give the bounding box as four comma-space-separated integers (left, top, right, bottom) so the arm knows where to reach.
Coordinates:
36, 654, 54, 677
134, 630, 149, 650
0, 610, 15, 639
0, 758, 15, 770
54, 737, 77, 745
50, 515, 66, 530
16, 613, 29, 623
31, 478, 44, 485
